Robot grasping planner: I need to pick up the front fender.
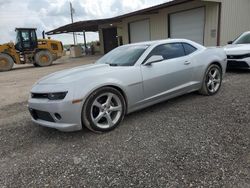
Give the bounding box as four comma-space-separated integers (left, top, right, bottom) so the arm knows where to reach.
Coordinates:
72, 68, 143, 111
205, 55, 227, 77
74, 78, 127, 101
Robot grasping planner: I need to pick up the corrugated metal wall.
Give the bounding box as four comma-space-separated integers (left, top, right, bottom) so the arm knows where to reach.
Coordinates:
219, 0, 250, 45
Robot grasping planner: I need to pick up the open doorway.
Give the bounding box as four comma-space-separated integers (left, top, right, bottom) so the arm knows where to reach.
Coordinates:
102, 27, 118, 53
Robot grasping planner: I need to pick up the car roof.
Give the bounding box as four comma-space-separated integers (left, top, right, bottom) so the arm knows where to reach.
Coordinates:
242, 31, 250, 35
123, 39, 196, 47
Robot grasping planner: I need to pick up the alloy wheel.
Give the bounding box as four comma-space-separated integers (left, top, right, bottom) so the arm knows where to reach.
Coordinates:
90, 92, 122, 129
206, 67, 221, 93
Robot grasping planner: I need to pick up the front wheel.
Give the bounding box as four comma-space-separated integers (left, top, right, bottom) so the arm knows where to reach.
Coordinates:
0, 53, 14, 71
199, 64, 222, 95
82, 87, 126, 133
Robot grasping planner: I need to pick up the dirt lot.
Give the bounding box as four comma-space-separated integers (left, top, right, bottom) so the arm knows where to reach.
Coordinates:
0, 56, 249, 187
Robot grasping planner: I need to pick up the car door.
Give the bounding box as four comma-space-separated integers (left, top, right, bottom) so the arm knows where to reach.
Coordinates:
140, 43, 194, 101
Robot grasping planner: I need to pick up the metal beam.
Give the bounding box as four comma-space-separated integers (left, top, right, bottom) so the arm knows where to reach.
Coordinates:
83, 31, 87, 49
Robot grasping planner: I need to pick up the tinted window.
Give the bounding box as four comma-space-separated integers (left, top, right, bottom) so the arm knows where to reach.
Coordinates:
182, 43, 197, 55
31, 30, 37, 42
96, 45, 148, 66
147, 43, 185, 61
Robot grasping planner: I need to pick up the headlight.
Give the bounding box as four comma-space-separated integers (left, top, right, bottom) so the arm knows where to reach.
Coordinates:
48, 92, 68, 100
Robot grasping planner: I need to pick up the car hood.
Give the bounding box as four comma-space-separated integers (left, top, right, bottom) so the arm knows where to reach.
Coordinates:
37, 64, 112, 84
224, 44, 250, 55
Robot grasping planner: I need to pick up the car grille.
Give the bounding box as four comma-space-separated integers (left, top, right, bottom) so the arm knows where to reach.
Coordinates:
29, 108, 55, 122
227, 54, 250, 59
31, 93, 48, 99
227, 60, 249, 68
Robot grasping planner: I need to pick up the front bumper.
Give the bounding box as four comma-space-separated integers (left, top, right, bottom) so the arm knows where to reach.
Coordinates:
28, 98, 83, 132
227, 58, 250, 69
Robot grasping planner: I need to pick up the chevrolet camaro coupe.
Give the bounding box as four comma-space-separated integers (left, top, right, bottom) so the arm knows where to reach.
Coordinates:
28, 39, 227, 132
225, 31, 250, 69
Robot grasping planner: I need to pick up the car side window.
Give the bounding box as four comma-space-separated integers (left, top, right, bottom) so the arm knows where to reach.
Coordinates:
182, 43, 197, 55
146, 43, 185, 62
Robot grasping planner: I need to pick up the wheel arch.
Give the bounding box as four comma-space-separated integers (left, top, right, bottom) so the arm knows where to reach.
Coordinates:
209, 61, 222, 71
35, 48, 51, 52
207, 61, 225, 77
34, 48, 52, 56
105, 85, 128, 111
82, 84, 128, 114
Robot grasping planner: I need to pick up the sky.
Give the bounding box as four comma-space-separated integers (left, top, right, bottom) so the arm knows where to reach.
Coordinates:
0, 0, 169, 45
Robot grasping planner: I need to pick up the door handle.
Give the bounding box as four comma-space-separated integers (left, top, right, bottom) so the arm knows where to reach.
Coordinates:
184, 61, 191, 65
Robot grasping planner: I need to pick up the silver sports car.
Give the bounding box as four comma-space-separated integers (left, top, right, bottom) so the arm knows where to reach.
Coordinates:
28, 39, 227, 132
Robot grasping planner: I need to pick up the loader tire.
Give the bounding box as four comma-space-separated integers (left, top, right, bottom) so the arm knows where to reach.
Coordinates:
0, 53, 14, 72
34, 50, 53, 67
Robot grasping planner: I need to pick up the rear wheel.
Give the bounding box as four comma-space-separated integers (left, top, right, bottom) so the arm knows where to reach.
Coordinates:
82, 87, 126, 133
0, 53, 14, 71
199, 64, 222, 95
34, 50, 53, 67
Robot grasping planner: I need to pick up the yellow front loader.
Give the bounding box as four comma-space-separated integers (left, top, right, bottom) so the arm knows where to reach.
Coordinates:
0, 28, 64, 71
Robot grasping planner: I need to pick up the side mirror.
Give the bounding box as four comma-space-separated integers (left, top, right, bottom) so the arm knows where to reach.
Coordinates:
227, 41, 233, 44
144, 55, 164, 66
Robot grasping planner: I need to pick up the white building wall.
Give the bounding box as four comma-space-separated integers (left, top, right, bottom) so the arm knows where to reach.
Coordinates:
121, 0, 219, 46
98, 0, 250, 54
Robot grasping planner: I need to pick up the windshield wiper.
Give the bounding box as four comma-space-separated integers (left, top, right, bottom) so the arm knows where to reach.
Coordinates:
105, 62, 118, 66
109, 63, 118, 66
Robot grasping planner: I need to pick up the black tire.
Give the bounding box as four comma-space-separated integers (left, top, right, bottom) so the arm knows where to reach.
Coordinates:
82, 87, 126, 133
199, 64, 222, 96
0, 53, 14, 71
34, 50, 53, 67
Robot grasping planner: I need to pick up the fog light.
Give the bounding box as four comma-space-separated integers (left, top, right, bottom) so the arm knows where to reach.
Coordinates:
54, 113, 62, 120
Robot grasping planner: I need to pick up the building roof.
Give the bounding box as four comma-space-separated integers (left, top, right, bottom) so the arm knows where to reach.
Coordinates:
46, 0, 193, 35
46, 18, 115, 35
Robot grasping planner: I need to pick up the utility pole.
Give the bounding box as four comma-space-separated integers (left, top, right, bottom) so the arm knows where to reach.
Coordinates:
70, 2, 76, 45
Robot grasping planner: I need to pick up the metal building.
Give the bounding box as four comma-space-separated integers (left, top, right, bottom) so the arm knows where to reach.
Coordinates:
47, 0, 250, 54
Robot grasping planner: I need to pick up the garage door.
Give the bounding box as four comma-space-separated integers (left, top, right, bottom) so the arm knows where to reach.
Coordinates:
170, 7, 205, 44
129, 19, 150, 43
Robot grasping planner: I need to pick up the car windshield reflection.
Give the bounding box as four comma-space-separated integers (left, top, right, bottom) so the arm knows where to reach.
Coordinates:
96, 45, 148, 66
233, 33, 250, 44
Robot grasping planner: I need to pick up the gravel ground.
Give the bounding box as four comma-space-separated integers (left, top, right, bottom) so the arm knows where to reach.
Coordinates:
0, 57, 249, 187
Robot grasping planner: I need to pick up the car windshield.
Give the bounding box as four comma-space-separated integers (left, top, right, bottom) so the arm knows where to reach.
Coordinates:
96, 45, 148, 66
233, 33, 250, 44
